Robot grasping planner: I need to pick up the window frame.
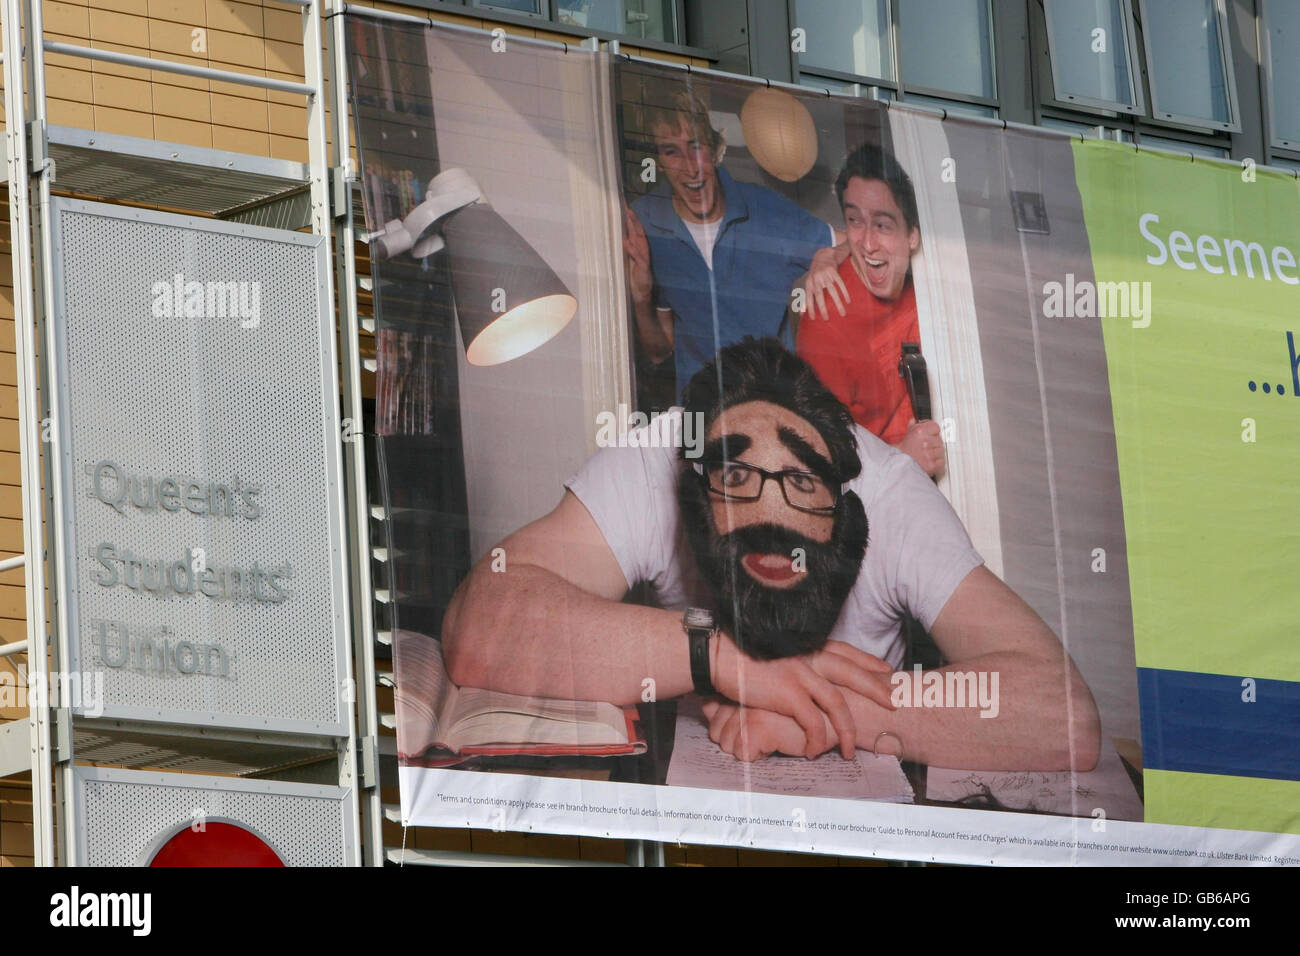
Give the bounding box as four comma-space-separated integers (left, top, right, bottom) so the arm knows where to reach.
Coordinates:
894, 0, 998, 106
1135, 0, 1241, 133
471, 0, 548, 20
466, 0, 688, 47
1260, 0, 1300, 150
788, 0, 899, 89
1041, 0, 1145, 116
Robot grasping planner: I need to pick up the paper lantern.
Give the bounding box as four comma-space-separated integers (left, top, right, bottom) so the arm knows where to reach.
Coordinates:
740, 88, 819, 182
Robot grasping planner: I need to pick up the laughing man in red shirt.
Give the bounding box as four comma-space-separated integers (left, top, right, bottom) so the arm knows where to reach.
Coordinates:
796, 143, 945, 478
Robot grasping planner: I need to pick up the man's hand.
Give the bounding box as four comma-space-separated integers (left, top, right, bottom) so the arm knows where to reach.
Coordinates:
702, 700, 819, 762
896, 418, 945, 477
623, 205, 654, 308
801, 246, 850, 322
711, 636, 895, 759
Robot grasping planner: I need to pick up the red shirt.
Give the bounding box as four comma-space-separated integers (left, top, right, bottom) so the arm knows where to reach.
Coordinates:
797, 258, 918, 446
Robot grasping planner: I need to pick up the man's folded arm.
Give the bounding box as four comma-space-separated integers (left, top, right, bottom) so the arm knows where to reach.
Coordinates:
441, 490, 694, 706
835, 566, 1102, 771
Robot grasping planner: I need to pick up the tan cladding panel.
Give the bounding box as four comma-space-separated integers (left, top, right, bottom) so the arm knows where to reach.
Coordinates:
22, 0, 307, 157
20, 1, 705, 166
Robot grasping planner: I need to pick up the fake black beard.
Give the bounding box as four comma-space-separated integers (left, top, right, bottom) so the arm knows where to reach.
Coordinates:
678, 473, 868, 661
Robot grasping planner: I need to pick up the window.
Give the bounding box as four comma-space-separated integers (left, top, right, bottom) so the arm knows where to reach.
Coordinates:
475, 0, 543, 14
1263, 0, 1300, 149
1042, 0, 1143, 113
1137, 0, 1238, 131
792, 0, 997, 115
557, 0, 676, 41
472, 0, 680, 44
898, 0, 995, 100
795, 0, 894, 82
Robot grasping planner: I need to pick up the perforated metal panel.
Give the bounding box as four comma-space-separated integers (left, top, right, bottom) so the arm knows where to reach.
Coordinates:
49, 198, 349, 735
72, 767, 353, 866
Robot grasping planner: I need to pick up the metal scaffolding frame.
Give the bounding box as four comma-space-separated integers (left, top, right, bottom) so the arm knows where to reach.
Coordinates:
0, 0, 382, 865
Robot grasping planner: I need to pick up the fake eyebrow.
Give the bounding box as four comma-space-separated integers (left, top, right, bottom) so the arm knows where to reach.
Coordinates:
777, 426, 835, 480
702, 433, 752, 461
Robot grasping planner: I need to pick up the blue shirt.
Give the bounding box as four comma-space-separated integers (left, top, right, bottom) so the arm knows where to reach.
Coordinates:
632, 167, 832, 400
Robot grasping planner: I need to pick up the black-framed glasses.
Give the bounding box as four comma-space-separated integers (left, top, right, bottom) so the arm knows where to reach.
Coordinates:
693, 459, 839, 515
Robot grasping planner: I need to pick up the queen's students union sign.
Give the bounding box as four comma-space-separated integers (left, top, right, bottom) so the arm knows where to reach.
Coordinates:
48, 198, 350, 735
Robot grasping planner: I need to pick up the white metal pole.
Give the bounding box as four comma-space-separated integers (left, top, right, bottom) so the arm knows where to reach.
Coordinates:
23, 0, 78, 867
3, 0, 55, 866
326, 0, 384, 866
304, 0, 364, 863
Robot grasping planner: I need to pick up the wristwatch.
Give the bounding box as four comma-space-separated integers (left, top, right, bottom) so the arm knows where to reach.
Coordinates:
683, 607, 718, 697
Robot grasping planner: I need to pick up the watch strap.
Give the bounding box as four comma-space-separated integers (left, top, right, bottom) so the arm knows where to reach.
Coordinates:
687, 624, 716, 697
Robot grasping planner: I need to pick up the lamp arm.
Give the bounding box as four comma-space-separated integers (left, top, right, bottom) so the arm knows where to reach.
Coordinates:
372, 167, 485, 259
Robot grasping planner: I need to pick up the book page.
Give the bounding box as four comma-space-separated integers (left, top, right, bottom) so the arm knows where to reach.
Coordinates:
666, 698, 914, 802
393, 630, 457, 758
445, 688, 627, 751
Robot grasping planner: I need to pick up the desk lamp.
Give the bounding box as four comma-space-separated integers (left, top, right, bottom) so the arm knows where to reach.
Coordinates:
373, 168, 578, 365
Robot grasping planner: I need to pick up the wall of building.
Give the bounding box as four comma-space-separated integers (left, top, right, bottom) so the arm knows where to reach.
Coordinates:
0, 0, 813, 868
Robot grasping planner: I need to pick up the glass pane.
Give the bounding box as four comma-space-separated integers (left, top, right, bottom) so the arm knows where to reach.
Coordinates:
903, 91, 997, 118
1144, 0, 1231, 125
1139, 134, 1229, 159
1266, 0, 1300, 143
795, 0, 894, 81
899, 0, 995, 98
556, 0, 677, 42
1044, 0, 1136, 108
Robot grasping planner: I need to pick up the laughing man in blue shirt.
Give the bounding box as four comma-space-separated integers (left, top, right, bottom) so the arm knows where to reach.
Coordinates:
624, 89, 848, 402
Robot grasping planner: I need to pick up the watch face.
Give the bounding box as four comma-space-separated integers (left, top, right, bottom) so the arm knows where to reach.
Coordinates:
684, 607, 714, 630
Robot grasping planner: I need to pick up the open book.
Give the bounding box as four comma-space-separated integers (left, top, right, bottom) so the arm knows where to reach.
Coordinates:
394, 630, 646, 763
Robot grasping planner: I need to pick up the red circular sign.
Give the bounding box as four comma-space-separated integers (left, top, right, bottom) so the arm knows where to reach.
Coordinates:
150, 822, 285, 867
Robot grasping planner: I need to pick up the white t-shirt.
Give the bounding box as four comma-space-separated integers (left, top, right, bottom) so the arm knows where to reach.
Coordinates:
564, 409, 983, 667
683, 218, 720, 269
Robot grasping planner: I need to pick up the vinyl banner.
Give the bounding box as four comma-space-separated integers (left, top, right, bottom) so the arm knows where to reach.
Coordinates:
347, 15, 1299, 865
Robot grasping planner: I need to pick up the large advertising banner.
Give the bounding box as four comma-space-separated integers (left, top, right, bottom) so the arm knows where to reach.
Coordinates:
348, 15, 1299, 865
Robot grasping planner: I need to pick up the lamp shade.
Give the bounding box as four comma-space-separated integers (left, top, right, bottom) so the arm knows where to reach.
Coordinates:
740, 87, 819, 182
440, 202, 578, 366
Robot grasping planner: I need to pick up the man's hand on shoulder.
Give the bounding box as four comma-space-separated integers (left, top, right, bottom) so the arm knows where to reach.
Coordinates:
800, 244, 851, 322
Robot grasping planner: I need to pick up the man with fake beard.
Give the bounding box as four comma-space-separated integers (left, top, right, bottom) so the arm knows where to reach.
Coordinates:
442, 339, 1100, 771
